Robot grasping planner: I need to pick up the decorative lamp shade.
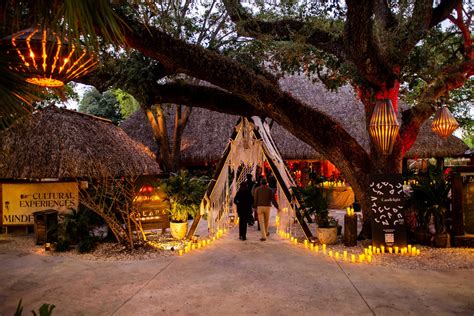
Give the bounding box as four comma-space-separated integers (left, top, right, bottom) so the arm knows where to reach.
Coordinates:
369, 99, 400, 155
4, 28, 97, 88
431, 106, 459, 138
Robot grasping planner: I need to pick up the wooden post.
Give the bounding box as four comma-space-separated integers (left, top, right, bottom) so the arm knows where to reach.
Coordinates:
344, 214, 357, 246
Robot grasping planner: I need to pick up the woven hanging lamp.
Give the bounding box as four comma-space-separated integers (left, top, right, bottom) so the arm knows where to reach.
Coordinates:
369, 99, 400, 155
4, 27, 97, 88
431, 106, 459, 138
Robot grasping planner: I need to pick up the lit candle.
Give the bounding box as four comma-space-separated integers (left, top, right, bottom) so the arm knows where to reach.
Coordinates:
364, 248, 368, 256
361, 254, 365, 261
315, 245, 319, 252
368, 245, 372, 251
367, 255, 372, 263
304, 240, 308, 248
394, 246, 399, 254
351, 254, 356, 263
179, 249, 183, 256
388, 247, 393, 254
368, 249, 373, 256
376, 248, 380, 255
358, 254, 363, 263
197, 243, 201, 249
185, 246, 189, 253
412, 247, 417, 256
343, 251, 348, 261
346, 207, 351, 216
381, 246, 385, 253
416, 249, 420, 256
408, 244, 412, 253
322, 244, 326, 254
310, 244, 314, 250
335, 252, 339, 260
329, 250, 333, 257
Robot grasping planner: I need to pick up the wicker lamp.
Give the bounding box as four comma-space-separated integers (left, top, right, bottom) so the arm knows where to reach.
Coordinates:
369, 99, 400, 155
4, 27, 97, 88
431, 106, 459, 138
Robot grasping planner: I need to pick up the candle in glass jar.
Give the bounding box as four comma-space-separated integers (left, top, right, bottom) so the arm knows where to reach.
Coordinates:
315, 245, 319, 252
179, 249, 183, 256
369, 245, 373, 251
416, 249, 420, 256
329, 250, 333, 257
412, 247, 417, 256
351, 254, 356, 263
394, 246, 399, 254
381, 246, 385, 253
364, 248, 368, 256
343, 251, 348, 261
388, 247, 393, 254
367, 255, 372, 263
335, 252, 339, 260
310, 244, 314, 250
408, 244, 412, 253
358, 254, 363, 263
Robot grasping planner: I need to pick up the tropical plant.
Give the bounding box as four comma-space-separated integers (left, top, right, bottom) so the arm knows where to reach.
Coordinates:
15, 299, 55, 316
293, 184, 336, 228
163, 170, 208, 223
410, 165, 451, 235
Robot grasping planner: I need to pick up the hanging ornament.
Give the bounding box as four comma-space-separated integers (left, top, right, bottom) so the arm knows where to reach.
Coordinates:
3, 27, 97, 88
431, 106, 459, 138
369, 99, 400, 155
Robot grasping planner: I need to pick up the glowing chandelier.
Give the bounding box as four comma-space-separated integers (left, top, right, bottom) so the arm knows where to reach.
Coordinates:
369, 99, 400, 155
4, 27, 97, 88
431, 106, 459, 138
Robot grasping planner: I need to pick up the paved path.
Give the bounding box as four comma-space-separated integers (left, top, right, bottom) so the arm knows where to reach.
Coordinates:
1, 225, 473, 315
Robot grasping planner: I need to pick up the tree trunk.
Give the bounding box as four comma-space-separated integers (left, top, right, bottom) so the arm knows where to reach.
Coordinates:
144, 105, 172, 172
171, 105, 191, 171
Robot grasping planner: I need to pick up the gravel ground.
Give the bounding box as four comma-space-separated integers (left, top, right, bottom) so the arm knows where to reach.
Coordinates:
2, 231, 473, 270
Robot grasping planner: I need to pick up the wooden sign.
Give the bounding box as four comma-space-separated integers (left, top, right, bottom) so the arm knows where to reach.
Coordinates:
369, 174, 407, 247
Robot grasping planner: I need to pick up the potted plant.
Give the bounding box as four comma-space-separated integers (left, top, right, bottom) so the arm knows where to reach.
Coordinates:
409, 165, 451, 247
163, 170, 208, 240
293, 184, 338, 244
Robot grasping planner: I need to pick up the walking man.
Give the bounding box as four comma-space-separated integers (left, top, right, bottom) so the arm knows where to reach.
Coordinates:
233, 182, 253, 241
253, 178, 279, 241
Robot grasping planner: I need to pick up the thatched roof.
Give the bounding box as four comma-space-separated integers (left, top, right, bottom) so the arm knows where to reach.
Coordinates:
120, 75, 467, 163
0, 106, 161, 178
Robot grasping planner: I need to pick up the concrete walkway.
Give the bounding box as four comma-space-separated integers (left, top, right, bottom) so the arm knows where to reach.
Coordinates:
1, 225, 473, 315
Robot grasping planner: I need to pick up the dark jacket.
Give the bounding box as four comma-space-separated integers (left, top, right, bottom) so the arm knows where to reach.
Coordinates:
253, 185, 279, 208
234, 188, 254, 217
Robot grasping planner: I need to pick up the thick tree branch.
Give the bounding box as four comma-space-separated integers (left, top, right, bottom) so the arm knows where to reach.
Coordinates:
222, 0, 344, 59
400, 59, 474, 154
430, 0, 462, 28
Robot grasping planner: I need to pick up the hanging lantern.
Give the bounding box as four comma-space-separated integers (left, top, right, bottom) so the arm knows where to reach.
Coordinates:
3, 27, 97, 88
431, 106, 459, 138
369, 99, 399, 155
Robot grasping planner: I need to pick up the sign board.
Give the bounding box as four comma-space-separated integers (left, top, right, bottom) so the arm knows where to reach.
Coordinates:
2, 182, 78, 225
461, 173, 474, 234
369, 174, 407, 247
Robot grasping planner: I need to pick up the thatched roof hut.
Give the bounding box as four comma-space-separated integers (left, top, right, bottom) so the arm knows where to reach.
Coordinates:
120, 75, 468, 163
0, 106, 161, 178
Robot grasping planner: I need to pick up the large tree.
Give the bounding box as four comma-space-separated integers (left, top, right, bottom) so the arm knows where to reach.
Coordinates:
1, 0, 472, 237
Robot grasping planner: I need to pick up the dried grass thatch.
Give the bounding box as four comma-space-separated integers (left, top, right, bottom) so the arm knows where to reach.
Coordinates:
0, 106, 161, 179
120, 75, 467, 164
